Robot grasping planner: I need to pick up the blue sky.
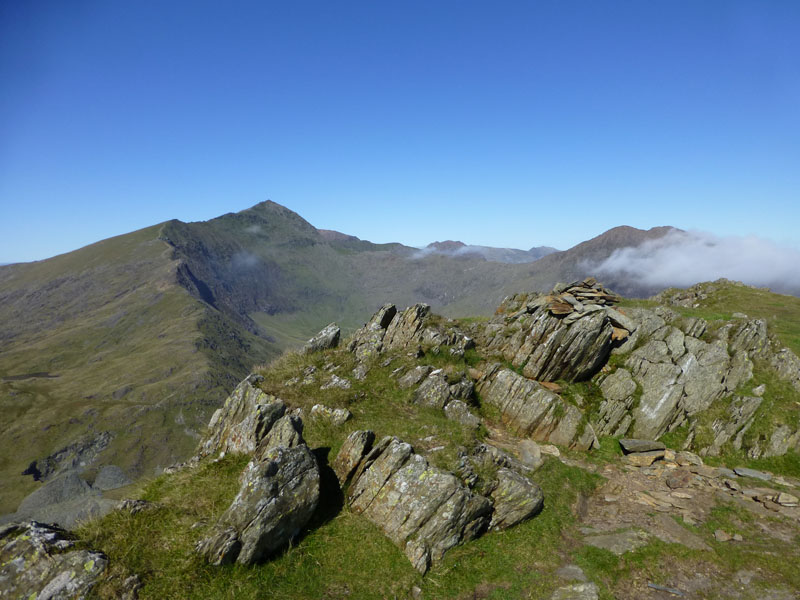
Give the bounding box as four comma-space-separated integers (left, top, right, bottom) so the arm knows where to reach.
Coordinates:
1, 0, 799, 263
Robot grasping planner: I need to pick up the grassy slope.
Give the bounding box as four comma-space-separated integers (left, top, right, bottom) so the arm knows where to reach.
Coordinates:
0, 225, 278, 513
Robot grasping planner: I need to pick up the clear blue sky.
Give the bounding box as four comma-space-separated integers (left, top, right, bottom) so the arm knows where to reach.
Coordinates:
1, 0, 798, 263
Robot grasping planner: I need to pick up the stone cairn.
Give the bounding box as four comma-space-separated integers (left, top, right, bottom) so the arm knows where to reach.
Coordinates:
546, 277, 622, 316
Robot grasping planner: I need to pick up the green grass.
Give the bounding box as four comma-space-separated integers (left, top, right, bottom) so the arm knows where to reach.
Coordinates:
78, 341, 607, 600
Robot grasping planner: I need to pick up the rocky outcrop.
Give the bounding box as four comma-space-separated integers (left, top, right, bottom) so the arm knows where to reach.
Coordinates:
477, 365, 598, 450
0, 521, 107, 599
347, 303, 475, 364
335, 432, 493, 573
196, 374, 287, 459
196, 414, 320, 565
310, 403, 352, 426
620, 320, 753, 440
476, 280, 635, 383
302, 322, 340, 354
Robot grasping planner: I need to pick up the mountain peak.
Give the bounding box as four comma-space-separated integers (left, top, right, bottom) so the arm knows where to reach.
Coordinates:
426, 240, 466, 251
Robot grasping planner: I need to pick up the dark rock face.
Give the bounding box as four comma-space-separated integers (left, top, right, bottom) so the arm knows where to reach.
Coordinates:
197, 414, 320, 566
0, 521, 107, 599
336, 433, 493, 573
477, 365, 598, 451
302, 323, 340, 354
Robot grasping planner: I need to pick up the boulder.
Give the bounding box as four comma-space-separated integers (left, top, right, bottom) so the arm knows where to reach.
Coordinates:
0, 521, 107, 599
340, 434, 492, 573
486, 468, 544, 530
301, 323, 340, 354
398, 365, 433, 389
382, 304, 431, 351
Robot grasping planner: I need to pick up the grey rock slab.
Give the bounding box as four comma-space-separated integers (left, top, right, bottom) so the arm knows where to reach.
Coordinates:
734, 467, 772, 481
0, 521, 108, 599
619, 439, 666, 454
302, 322, 340, 354
551, 583, 599, 600
413, 372, 452, 409
584, 529, 649, 555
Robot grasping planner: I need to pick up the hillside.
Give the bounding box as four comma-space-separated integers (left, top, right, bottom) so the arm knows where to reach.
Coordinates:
6, 278, 800, 599
0, 201, 676, 515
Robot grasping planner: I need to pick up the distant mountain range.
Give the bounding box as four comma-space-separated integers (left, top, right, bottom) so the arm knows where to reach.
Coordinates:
0, 200, 675, 512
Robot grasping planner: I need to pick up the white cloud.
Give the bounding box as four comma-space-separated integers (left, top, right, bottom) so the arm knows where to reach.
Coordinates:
590, 230, 800, 294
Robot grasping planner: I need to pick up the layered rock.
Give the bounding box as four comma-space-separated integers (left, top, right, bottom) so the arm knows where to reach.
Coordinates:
196, 374, 286, 459
0, 521, 107, 599
477, 365, 598, 450
196, 376, 320, 566
477, 280, 635, 383
196, 437, 319, 565
334, 432, 493, 573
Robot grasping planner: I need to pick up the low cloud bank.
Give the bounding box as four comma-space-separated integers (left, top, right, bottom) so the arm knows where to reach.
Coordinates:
590, 230, 800, 294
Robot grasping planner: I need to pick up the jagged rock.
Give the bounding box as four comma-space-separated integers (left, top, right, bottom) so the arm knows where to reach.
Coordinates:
302, 322, 340, 354
340, 434, 492, 573
676, 451, 703, 466
197, 442, 319, 566
728, 319, 770, 359
383, 304, 431, 351
487, 468, 543, 530
93, 465, 132, 491
477, 365, 598, 450
332, 430, 375, 485
619, 439, 665, 454
258, 415, 305, 454
197, 374, 286, 458
0, 521, 107, 599
398, 365, 433, 388
310, 404, 352, 426
347, 304, 397, 361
